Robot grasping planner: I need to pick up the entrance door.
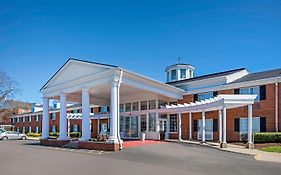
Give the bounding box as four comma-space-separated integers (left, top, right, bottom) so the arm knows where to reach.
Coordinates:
159, 119, 168, 139
197, 119, 213, 140
123, 116, 139, 139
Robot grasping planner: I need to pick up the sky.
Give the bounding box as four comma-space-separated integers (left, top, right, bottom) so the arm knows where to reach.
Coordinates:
1, 0, 281, 103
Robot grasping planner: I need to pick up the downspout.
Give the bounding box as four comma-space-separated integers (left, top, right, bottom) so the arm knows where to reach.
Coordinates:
275, 81, 279, 132
117, 69, 123, 150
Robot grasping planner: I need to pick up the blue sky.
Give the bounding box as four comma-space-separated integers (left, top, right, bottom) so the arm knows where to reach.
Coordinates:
1, 0, 281, 103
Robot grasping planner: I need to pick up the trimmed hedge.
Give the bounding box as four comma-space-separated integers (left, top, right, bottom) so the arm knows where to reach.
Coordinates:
26, 132, 41, 137
254, 132, 281, 143
69, 132, 81, 138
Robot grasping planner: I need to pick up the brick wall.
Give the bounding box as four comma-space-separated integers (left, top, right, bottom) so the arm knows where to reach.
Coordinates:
178, 83, 279, 142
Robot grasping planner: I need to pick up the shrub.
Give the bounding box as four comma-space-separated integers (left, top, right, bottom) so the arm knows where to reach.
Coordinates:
254, 132, 281, 143
69, 132, 81, 138
49, 132, 59, 137
26, 132, 41, 137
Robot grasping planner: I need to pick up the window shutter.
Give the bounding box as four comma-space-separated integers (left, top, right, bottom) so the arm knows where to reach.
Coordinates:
213, 119, 218, 132
234, 89, 240, 94
70, 125, 73, 132
193, 120, 198, 132
260, 85, 266, 100
193, 94, 198, 102
260, 117, 266, 132
77, 125, 80, 132
213, 91, 219, 97
234, 118, 240, 132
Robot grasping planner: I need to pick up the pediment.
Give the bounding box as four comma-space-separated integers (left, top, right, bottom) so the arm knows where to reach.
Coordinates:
41, 59, 116, 90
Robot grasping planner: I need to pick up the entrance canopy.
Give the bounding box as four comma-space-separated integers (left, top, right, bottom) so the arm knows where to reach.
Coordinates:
159, 94, 257, 113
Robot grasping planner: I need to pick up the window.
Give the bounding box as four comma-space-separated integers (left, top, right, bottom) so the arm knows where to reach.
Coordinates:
169, 114, 178, 132
72, 125, 79, 132
120, 116, 125, 133
35, 126, 39, 133
28, 127, 32, 133
149, 100, 156, 110
51, 113, 56, 120
167, 72, 170, 82
22, 117, 26, 123
239, 117, 261, 134
101, 106, 107, 113
36, 115, 39, 121
101, 123, 108, 133
16, 127, 20, 133
22, 127, 25, 133
158, 100, 168, 109
119, 104, 125, 112
125, 103, 131, 112
198, 92, 213, 101
141, 115, 147, 132
239, 87, 260, 101
148, 113, 156, 132
17, 117, 20, 123
28, 116, 32, 122
180, 69, 186, 79
51, 125, 56, 133
73, 109, 78, 113
171, 69, 177, 80
132, 102, 139, 111
140, 101, 147, 110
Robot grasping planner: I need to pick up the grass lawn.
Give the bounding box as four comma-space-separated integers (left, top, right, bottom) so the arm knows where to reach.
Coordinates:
259, 146, 281, 153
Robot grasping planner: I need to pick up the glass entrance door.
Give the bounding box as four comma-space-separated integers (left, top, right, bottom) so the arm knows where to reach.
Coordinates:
122, 116, 139, 139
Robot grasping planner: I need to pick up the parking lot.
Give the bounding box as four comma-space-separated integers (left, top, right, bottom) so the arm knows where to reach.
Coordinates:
0, 140, 280, 175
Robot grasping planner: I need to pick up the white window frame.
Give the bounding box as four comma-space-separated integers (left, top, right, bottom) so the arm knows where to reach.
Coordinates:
239, 86, 260, 101
171, 69, 177, 80
180, 69, 186, 79
169, 114, 178, 133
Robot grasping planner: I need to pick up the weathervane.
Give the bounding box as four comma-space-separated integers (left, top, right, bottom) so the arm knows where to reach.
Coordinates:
178, 56, 181, 64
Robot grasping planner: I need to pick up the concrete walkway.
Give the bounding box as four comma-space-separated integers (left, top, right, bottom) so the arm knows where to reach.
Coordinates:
167, 139, 281, 163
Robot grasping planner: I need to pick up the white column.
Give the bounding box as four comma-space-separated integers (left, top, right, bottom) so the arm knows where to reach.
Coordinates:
189, 113, 192, 140
219, 109, 222, 143
178, 113, 182, 141
202, 111, 206, 142
247, 104, 254, 149
108, 81, 118, 143
275, 82, 279, 132
58, 93, 68, 140
80, 89, 91, 141
41, 97, 49, 139
97, 116, 100, 137
220, 106, 227, 148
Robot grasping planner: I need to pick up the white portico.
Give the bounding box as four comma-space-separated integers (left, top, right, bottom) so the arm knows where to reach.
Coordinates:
40, 59, 183, 144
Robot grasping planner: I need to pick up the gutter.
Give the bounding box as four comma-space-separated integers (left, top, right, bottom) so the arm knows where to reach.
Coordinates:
117, 69, 123, 150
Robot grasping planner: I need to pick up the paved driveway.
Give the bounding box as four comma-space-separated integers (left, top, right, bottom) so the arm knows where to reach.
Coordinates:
0, 140, 280, 175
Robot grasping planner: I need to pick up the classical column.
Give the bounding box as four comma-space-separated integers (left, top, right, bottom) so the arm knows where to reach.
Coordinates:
108, 81, 119, 143
178, 113, 182, 141
80, 89, 91, 141
58, 93, 68, 140
189, 113, 192, 140
247, 104, 254, 149
97, 116, 100, 137
219, 109, 222, 143
220, 107, 227, 148
41, 97, 49, 139
202, 111, 206, 143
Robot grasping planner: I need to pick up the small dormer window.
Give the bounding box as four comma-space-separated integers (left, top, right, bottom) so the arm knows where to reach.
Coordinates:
180, 69, 186, 79
171, 69, 177, 80
167, 72, 169, 82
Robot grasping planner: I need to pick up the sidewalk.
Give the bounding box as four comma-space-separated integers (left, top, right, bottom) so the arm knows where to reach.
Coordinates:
166, 139, 281, 163
27, 137, 40, 141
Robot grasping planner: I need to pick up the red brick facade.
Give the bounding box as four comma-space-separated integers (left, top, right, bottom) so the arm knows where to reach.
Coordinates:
173, 83, 281, 142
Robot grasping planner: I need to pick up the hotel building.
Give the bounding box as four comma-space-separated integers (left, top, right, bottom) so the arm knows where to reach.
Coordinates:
10, 58, 281, 148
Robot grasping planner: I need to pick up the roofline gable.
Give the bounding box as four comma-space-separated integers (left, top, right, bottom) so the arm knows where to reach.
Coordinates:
40, 58, 118, 92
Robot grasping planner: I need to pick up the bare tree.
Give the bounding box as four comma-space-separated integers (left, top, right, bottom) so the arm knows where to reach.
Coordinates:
0, 70, 19, 108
